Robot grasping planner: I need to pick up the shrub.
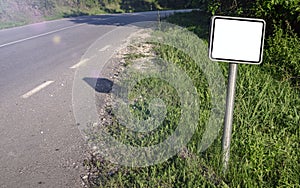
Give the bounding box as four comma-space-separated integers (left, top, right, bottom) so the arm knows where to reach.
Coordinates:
205, 0, 300, 86
264, 26, 300, 86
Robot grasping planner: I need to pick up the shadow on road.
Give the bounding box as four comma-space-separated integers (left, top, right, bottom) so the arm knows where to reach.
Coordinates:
83, 77, 114, 93
67, 12, 160, 27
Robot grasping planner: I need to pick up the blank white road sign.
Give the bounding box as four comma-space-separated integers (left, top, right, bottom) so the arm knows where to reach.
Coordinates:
209, 16, 266, 64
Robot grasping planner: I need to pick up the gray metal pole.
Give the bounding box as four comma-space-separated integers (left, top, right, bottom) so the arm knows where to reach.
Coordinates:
222, 63, 238, 172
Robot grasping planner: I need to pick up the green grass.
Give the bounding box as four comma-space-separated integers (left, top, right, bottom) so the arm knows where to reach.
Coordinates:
0, 21, 28, 30
43, 6, 108, 21
85, 10, 299, 187
226, 65, 300, 187
88, 59, 300, 187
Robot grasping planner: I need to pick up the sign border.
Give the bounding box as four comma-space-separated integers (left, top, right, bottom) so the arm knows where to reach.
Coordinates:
209, 16, 266, 65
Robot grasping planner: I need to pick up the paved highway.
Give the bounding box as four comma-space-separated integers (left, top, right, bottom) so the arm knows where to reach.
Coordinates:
0, 10, 194, 187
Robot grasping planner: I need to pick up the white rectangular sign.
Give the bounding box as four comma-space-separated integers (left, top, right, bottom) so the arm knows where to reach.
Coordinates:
209, 16, 266, 64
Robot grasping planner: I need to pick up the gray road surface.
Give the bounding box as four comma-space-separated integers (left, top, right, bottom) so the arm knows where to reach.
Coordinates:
0, 10, 193, 187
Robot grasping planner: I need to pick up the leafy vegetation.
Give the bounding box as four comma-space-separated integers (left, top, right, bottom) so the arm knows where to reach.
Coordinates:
205, 0, 300, 86
205, 0, 300, 36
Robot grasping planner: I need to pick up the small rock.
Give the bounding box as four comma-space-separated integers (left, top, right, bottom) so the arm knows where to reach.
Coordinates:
92, 146, 98, 150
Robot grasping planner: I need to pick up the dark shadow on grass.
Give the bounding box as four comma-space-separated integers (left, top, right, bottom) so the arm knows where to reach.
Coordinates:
165, 10, 211, 41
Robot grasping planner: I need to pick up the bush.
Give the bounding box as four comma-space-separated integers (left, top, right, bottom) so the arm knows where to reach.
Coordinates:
264, 26, 300, 85
205, 0, 300, 86
206, 0, 300, 37
254, 0, 300, 36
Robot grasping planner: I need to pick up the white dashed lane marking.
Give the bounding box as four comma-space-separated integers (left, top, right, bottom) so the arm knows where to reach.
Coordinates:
21, 81, 55, 99
70, 58, 90, 69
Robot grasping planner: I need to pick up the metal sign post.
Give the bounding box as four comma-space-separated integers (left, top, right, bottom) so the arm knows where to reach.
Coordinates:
208, 16, 266, 172
222, 63, 238, 171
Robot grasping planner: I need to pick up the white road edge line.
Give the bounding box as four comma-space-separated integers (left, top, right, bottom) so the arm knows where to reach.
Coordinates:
21, 81, 55, 99
99, 45, 111, 52
0, 24, 85, 48
70, 58, 90, 69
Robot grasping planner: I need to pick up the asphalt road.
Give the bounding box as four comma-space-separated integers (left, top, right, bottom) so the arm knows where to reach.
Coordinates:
0, 10, 193, 187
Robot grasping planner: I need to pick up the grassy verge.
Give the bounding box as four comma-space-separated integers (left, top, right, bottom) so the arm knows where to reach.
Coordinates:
43, 6, 110, 22
0, 21, 28, 29
84, 10, 300, 187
